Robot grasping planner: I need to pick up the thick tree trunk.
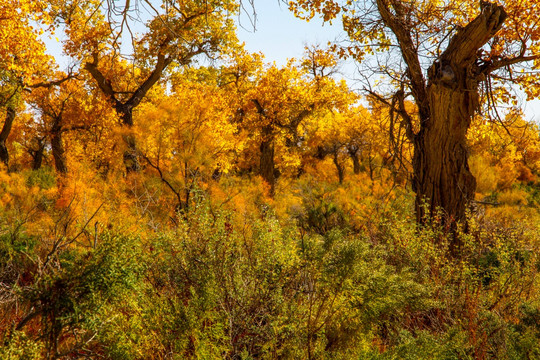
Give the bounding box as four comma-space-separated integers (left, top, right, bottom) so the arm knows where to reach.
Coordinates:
411, 3, 506, 228
50, 120, 68, 174
413, 83, 477, 225
375, 0, 507, 231
0, 106, 15, 168
259, 125, 275, 197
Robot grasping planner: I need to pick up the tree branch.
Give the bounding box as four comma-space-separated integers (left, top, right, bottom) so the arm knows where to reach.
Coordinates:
27, 73, 79, 90
142, 154, 183, 209
442, 3, 507, 66
84, 58, 119, 104
488, 54, 540, 73
376, 0, 428, 119
251, 99, 266, 117
126, 53, 173, 108
395, 89, 415, 141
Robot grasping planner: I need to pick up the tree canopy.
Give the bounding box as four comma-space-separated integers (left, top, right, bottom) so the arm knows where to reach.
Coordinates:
1, 0, 540, 358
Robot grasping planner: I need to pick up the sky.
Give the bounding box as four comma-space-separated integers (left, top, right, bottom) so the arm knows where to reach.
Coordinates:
235, 1, 343, 66
44, 1, 540, 123
235, 1, 540, 123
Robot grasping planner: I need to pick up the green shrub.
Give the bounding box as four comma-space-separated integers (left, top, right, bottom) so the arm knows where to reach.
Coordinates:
24, 167, 56, 190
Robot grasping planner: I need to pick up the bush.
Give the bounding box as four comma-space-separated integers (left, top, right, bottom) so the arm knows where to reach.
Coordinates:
1, 177, 539, 359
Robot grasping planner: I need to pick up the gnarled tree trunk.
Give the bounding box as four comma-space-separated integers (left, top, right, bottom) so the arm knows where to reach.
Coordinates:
413, 3, 506, 226
413, 83, 477, 223
377, 0, 507, 230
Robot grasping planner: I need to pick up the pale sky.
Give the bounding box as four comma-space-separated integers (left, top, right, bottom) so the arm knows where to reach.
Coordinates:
236, 1, 343, 66
235, 2, 540, 123
44, 1, 540, 123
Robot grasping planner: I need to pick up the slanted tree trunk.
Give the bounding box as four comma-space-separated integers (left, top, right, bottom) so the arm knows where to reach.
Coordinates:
0, 105, 15, 168
377, 0, 507, 229
259, 125, 276, 197
332, 151, 345, 184
50, 118, 68, 174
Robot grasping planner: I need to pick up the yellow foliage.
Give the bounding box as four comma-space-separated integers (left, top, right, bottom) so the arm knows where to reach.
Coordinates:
497, 188, 529, 206
469, 154, 498, 195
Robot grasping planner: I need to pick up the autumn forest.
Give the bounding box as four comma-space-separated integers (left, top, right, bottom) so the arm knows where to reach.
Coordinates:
1, 0, 540, 358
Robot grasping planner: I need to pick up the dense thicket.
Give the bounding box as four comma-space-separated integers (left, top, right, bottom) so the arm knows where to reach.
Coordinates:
1, 0, 540, 358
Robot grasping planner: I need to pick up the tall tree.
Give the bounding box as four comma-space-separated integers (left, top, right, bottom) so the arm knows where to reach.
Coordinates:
0, 0, 52, 169
57, 0, 239, 172
233, 50, 353, 196
290, 0, 540, 230
136, 68, 242, 213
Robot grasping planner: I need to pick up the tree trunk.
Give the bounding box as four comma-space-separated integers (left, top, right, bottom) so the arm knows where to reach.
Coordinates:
411, 3, 506, 228
50, 119, 68, 174
0, 106, 15, 168
376, 0, 507, 230
348, 146, 361, 174
122, 132, 140, 173
413, 83, 477, 225
116, 103, 140, 173
31, 138, 46, 170
333, 152, 345, 184
259, 125, 275, 197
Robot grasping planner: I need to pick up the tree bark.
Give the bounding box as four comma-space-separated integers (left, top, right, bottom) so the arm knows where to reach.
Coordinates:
259, 125, 276, 197
0, 105, 15, 168
50, 118, 68, 174
413, 85, 477, 224
413, 3, 506, 226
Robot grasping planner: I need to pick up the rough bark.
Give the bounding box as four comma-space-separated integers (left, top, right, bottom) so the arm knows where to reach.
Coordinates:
259, 125, 276, 197
0, 105, 15, 168
412, 85, 477, 223
413, 3, 506, 225
377, 0, 508, 228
